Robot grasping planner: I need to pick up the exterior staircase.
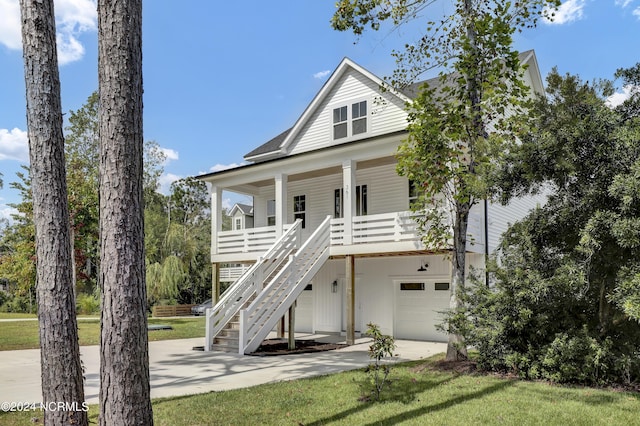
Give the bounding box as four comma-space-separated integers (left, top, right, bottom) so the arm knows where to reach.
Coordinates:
205, 216, 331, 354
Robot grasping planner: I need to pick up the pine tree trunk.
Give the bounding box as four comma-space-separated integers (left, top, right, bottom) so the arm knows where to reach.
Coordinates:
19, 1, 88, 424
98, 0, 153, 424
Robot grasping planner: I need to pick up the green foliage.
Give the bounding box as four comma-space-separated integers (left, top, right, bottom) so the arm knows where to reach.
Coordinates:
446, 67, 640, 386
364, 322, 396, 401
76, 293, 100, 315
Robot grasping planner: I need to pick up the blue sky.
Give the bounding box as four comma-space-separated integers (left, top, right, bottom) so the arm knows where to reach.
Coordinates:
0, 0, 639, 219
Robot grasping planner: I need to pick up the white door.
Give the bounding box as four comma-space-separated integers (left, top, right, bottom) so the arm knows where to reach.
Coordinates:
294, 284, 313, 333
394, 280, 450, 341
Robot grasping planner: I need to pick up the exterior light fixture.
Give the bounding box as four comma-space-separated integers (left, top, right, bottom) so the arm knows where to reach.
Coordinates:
331, 280, 338, 293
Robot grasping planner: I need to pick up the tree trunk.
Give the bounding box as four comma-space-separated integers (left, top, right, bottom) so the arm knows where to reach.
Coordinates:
446, 201, 470, 361
98, 0, 153, 424
19, 1, 88, 424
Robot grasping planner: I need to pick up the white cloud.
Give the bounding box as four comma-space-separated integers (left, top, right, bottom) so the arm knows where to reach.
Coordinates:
209, 163, 245, 172
0, 128, 29, 162
634, 7, 640, 18
158, 172, 182, 195
159, 147, 179, 165
606, 85, 637, 107
0, 0, 96, 65
313, 70, 331, 79
0, 0, 21, 50
615, 0, 633, 8
544, 0, 586, 25
0, 205, 19, 225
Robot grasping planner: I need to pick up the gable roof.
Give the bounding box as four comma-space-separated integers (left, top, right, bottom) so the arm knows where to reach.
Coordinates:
229, 203, 253, 216
244, 57, 412, 163
243, 50, 543, 163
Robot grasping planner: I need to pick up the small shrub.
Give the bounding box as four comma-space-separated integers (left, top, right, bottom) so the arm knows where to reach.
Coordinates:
364, 322, 396, 401
76, 293, 99, 315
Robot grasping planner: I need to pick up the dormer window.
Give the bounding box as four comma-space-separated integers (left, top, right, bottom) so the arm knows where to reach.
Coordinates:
332, 100, 368, 140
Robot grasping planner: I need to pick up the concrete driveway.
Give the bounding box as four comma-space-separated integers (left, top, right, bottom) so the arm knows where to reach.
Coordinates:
0, 333, 446, 405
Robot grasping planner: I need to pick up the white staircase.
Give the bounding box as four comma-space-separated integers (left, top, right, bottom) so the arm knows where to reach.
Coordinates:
205, 216, 331, 354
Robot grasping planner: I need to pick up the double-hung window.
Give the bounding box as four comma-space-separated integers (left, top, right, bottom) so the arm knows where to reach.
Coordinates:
293, 195, 306, 228
332, 100, 368, 140
266, 199, 276, 226
334, 185, 368, 218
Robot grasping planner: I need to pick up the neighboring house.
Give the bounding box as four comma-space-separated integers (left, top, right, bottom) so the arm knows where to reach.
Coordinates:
229, 203, 254, 231
198, 51, 545, 354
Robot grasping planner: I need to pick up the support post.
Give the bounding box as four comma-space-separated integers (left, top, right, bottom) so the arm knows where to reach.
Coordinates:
346, 255, 355, 345
212, 262, 221, 304
278, 316, 285, 338
288, 301, 296, 350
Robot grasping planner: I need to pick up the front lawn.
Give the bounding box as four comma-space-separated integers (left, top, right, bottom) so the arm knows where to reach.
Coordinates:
1, 357, 638, 425
0, 317, 205, 351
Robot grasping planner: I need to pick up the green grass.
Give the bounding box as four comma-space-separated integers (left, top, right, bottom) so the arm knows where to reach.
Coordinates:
0, 312, 37, 320
0, 317, 205, 351
1, 357, 638, 425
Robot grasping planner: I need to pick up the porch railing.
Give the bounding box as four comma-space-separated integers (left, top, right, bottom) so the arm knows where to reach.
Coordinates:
217, 224, 294, 255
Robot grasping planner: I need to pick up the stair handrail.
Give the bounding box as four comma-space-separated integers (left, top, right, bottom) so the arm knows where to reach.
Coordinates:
205, 220, 302, 351
240, 216, 331, 354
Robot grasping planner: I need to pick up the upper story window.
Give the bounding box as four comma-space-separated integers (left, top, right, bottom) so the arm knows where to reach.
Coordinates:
293, 195, 306, 228
267, 199, 276, 226
332, 100, 368, 140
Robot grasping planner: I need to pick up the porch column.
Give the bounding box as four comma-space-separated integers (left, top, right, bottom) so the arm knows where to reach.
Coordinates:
342, 160, 355, 245
346, 255, 356, 345
211, 263, 221, 304
210, 185, 222, 255
210, 186, 222, 302
275, 173, 288, 238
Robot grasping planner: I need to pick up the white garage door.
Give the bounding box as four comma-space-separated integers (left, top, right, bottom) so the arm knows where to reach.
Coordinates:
394, 280, 450, 341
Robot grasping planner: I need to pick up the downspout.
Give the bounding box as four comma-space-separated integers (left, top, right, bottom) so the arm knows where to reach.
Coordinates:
484, 198, 489, 287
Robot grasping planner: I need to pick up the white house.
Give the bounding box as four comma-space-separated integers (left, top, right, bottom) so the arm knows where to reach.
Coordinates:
229, 203, 254, 231
198, 51, 545, 354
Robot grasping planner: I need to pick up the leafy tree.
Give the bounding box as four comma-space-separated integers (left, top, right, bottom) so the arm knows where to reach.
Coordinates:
333, 0, 560, 360
146, 177, 211, 305
65, 91, 100, 294
454, 67, 640, 385
19, 0, 87, 424
98, 0, 153, 423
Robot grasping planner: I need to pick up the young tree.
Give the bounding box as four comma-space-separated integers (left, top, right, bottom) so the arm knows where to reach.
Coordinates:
18, 0, 87, 424
333, 0, 559, 361
98, 0, 153, 424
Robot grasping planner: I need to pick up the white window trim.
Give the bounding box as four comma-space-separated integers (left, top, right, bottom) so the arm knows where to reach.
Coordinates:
329, 97, 371, 142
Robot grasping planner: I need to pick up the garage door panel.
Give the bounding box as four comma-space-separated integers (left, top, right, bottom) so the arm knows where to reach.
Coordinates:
394, 280, 449, 342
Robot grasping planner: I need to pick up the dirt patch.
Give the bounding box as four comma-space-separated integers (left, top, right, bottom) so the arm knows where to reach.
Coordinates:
409, 359, 478, 375
249, 338, 347, 356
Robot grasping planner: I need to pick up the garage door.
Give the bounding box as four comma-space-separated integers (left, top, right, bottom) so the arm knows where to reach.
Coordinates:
394, 280, 450, 341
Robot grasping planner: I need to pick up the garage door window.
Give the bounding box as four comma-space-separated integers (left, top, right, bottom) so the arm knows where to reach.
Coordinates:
434, 282, 450, 291
400, 282, 425, 291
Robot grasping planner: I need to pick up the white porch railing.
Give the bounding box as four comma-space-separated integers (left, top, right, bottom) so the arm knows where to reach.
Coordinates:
219, 265, 251, 282
217, 224, 294, 255
239, 215, 331, 354
330, 211, 420, 245
205, 220, 302, 351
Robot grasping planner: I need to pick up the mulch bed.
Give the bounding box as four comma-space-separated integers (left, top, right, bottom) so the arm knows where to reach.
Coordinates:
249, 338, 347, 356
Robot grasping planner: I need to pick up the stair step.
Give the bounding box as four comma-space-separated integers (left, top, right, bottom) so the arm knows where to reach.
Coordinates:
209, 343, 239, 353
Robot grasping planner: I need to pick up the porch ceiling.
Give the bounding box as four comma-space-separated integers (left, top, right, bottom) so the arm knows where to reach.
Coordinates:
230, 155, 398, 190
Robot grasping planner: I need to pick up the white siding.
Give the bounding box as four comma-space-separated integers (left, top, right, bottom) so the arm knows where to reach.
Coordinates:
288, 69, 408, 156
487, 192, 547, 253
